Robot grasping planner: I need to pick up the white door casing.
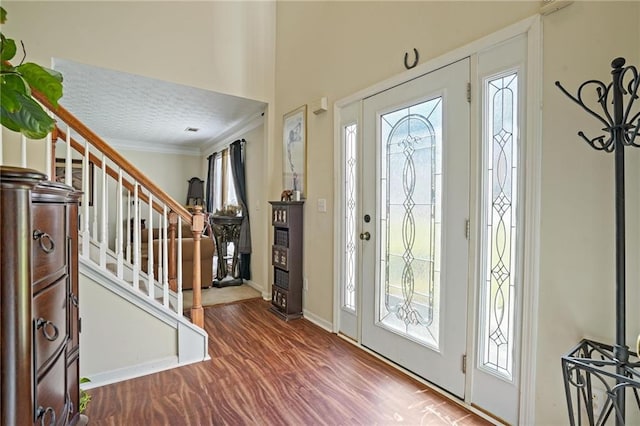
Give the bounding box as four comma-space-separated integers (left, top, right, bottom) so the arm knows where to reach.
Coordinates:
333, 15, 542, 425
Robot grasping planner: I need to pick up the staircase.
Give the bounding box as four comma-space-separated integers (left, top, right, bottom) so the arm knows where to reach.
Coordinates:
26, 91, 210, 386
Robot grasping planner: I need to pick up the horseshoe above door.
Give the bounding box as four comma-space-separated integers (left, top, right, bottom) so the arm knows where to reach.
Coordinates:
404, 48, 419, 70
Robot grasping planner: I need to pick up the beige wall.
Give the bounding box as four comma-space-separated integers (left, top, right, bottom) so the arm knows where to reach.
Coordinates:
80, 275, 177, 377
201, 121, 269, 294
538, 2, 640, 423
243, 123, 269, 295
2, 1, 275, 103
4, 0, 640, 422
275, 0, 540, 330
120, 149, 202, 203
274, 1, 639, 424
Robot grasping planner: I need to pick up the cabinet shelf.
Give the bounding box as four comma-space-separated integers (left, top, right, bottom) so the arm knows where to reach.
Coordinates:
269, 201, 303, 321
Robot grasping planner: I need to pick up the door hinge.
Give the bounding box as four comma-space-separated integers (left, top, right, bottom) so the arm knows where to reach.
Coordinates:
465, 219, 470, 240
466, 82, 471, 103
462, 354, 467, 374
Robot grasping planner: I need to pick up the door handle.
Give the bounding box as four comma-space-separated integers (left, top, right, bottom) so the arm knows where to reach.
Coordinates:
359, 231, 371, 241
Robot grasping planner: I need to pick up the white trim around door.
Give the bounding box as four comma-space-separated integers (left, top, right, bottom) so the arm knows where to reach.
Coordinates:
333, 14, 542, 425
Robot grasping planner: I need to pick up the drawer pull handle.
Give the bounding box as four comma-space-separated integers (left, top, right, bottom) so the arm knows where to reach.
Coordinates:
36, 318, 60, 341
36, 406, 56, 426
33, 230, 55, 253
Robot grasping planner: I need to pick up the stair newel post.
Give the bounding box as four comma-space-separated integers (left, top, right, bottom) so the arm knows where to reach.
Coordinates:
168, 211, 178, 293
190, 206, 205, 327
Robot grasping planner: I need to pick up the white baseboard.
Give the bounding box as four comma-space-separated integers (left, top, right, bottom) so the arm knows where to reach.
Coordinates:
245, 279, 270, 300
302, 309, 333, 332
82, 356, 181, 389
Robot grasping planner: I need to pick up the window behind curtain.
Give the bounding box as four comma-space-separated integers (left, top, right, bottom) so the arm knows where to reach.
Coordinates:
212, 148, 238, 213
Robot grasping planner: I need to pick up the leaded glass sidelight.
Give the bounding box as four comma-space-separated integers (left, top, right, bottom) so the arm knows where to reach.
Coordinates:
480, 72, 519, 380
343, 123, 357, 312
378, 97, 442, 349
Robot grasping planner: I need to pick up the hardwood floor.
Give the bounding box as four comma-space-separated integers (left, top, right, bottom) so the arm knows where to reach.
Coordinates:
85, 298, 490, 425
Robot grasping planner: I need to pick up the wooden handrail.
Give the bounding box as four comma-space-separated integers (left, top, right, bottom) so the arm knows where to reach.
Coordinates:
41, 92, 205, 328
35, 90, 192, 224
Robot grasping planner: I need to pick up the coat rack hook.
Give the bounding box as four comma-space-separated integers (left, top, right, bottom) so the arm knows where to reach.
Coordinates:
404, 48, 419, 70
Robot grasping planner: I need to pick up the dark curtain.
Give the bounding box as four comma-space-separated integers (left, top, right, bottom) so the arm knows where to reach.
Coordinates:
205, 152, 217, 214
230, 139, 251, 280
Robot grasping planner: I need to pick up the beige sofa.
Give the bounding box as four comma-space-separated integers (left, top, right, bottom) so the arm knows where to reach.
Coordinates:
140, 224, 215, 290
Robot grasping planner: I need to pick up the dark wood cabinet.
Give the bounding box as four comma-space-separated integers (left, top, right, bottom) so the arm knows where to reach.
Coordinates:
1, 166, 81, 425
269, 201, 303, 320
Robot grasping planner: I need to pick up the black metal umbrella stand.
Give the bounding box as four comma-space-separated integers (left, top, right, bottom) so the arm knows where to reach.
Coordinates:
556, 58, 640, 426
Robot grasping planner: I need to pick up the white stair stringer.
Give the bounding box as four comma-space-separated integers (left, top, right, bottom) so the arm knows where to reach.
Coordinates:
78, 256, 209, 386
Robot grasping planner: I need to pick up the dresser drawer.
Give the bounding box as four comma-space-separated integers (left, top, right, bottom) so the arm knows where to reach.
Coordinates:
34, 278, 68, 372
35, 350, 70, 426
32, 203, 67, 287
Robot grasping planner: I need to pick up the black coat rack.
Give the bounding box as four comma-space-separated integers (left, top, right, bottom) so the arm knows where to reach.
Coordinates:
556, 58, 640, 425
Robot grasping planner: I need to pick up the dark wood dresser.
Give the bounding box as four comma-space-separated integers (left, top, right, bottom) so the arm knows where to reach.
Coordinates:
1, 166, 82, 425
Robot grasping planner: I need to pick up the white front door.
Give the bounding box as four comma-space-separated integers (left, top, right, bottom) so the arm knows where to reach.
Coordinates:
360, 58, 470, 398
336, 28, 535, 424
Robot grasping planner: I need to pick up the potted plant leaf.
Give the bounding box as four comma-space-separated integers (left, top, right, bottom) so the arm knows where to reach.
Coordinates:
1, 6, 64, 139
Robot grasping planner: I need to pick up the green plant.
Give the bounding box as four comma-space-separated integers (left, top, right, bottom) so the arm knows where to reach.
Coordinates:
0, 6, 63, 139
79, 377, 91, 413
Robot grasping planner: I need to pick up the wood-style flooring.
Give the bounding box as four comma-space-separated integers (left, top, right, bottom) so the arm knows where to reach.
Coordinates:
84, 298, 490, 425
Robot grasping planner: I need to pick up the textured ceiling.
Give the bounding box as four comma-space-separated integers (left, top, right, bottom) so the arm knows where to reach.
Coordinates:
53, 58, 267, 155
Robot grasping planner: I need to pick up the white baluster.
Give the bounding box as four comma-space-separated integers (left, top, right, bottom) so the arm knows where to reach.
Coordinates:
81, 141, 91, 258
132, 182, 140, 289
92, 161, 98, 238
21, 135, 27, 168
116, 168, 124, 279
99, 154, 107, 267
147, 194, 155, 298
162, 204, 169, 307
177, 216, 183, 314
45, 131, 52, 180
64, 127, 72, 186
126, 190, 131, 263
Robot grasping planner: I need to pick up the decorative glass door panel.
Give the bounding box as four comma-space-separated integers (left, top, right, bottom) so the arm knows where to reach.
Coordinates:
378, 99, 442, 350
361, 58, 470, 398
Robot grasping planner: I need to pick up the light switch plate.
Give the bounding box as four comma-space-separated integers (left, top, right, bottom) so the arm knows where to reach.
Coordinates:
317, 198, 327, 213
